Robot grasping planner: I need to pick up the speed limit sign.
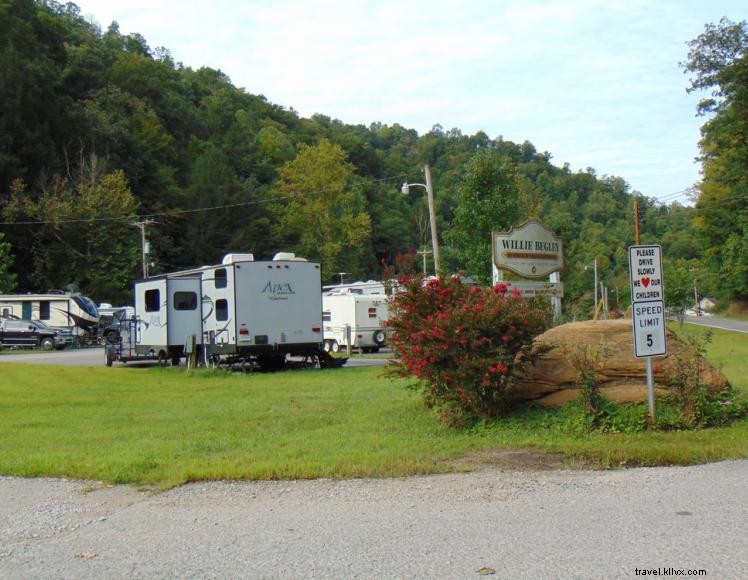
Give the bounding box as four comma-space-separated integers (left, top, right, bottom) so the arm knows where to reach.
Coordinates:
631, 300, 667, 357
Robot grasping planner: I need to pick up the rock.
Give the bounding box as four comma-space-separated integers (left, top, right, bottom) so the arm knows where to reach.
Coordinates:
515, 320, 729, 406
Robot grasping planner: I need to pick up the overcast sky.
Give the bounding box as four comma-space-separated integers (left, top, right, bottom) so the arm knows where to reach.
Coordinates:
74, 0, 744, 205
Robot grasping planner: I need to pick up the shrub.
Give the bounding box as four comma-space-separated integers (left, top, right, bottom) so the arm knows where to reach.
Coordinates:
565, 343, 612, 429
661, 331, 748, 427
386, 275, 552, 424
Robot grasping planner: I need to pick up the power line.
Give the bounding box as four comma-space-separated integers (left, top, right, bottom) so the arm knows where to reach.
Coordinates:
0, 172, 411, 227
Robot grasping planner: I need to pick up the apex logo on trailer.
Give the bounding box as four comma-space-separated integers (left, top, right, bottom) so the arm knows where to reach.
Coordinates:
262, 280, 295, 300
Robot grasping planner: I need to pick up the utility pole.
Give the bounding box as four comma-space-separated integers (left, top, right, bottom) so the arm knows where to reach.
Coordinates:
424, 164, 440, 275
132, 219, 155, 279
634, 199, 641, 244
401, 165, 440, 276
416, 248, 432, 274
593, 257, 599, 320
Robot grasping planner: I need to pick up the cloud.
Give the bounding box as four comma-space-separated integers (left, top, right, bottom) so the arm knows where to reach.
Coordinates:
75, 0, 742, 203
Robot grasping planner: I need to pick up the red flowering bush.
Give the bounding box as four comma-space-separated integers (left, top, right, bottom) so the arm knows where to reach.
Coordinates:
386, 275, 552, 423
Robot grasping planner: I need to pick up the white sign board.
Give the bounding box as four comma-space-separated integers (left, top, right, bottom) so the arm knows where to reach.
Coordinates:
631, 300, 667, 357
628, 244, 667, 359
628, 245, 664, 302
493, 220, 563, 279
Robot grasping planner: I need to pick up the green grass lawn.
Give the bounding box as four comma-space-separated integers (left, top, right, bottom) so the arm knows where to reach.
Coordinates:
0, 323, 745, 488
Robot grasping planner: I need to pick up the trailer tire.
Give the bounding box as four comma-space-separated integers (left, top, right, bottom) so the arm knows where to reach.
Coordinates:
373, 330, 386, 346
330, 340, 340, 353
158, 352, 168, 367
40, 338, 55, 351
105, 350, 113, 367
171, 355, 180, 367
323, 340, 331, 353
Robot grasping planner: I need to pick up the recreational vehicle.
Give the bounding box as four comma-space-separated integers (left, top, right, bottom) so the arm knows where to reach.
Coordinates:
172, 252, 326, 369
322, 289, 389, 353
0, 291, 99, 335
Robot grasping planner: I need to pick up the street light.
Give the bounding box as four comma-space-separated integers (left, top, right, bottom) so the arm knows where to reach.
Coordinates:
401, 164, 440, 275
585, 257, 599, 320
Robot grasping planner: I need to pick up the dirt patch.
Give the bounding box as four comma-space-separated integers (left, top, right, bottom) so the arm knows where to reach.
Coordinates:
444, 448, 594, 472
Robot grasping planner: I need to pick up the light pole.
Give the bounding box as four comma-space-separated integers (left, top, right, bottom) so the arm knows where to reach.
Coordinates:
402, 164, 440, 275
585, 258, 599, 320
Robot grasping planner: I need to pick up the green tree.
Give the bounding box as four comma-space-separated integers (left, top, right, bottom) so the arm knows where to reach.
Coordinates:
446, 149, 522, 283
3, 166, 139, 302
275, 139, 371, 281
683, 18, 748, 301
0, 231, 17, 292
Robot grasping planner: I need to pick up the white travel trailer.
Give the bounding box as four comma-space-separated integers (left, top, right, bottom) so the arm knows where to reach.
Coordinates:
0, 291, 99, 334
129, 275, 203, 366
322, 290, 389, 353
173, 252, 326, 369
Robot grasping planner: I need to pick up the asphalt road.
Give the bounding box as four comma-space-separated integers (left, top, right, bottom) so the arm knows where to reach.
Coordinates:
677, 315, 748, 334
1, 461, 746, 579
0, 347, 388, 368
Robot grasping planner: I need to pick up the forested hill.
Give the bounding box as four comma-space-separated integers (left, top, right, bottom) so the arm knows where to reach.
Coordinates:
1, 1, 745, 314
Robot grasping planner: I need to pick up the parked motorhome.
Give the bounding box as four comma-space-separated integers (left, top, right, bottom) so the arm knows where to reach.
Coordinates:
171, 252, 327, 369
0, 291, 99, 335
322, 289, 389, 353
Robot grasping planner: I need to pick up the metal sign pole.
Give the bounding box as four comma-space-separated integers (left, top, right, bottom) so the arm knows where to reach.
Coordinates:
646, 356, 655, 422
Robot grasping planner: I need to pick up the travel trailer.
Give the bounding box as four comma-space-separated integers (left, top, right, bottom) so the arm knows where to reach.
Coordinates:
322, 288, 389, 353
0, 291, 99, 335
171, 252, 327, 369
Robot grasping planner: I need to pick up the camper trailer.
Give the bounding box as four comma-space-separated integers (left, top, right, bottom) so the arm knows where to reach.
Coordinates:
172, 252, 326, 369
322, 289, 389, 353
0, 291, 99, 335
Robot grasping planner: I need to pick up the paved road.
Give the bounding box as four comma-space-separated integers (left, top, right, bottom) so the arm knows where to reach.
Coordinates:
0, 347, 388, 368
676, 315, 748, 334
1, 461, 746, 579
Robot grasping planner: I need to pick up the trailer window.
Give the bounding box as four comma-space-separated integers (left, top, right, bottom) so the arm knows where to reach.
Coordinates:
173, 292, 197, 311
322, 310, 331, 322
368, 307, 377, 319
216, 299, 228, 321
40, 301, 51, 320
144, 289, 160, 312
214, 268, 227, 289
1, 307, 11, 317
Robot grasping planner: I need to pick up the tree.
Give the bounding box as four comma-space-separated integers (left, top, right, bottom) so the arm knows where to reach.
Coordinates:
446, 149, 522, 283
274, 139, 371, 281
0, 231, 17, 292
3, 165, 140, 302
683, 18, 748, 301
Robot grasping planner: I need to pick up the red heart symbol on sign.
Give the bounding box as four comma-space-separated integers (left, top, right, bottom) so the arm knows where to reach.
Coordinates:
642, 277, 650, 287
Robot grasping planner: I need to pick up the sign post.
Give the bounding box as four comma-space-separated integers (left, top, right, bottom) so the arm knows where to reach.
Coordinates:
628, 244, 667, 422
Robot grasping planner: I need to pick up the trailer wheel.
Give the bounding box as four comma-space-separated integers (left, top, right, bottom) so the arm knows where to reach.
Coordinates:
158, 352, 168, 367
323, 340, 331, 353
330, 340, 340, 353
373, 330, 386, 345
171, 355, 180, 367
40, 338, 55, 351
105, 349, 113, 367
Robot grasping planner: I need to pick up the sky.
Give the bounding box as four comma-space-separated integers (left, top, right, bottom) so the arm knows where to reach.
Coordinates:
73, 0, 745, 205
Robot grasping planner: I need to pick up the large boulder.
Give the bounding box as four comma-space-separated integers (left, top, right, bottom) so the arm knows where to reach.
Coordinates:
516, 320, 730, 406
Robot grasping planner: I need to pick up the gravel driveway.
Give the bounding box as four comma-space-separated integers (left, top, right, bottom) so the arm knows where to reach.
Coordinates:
2, 460, 746, 579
